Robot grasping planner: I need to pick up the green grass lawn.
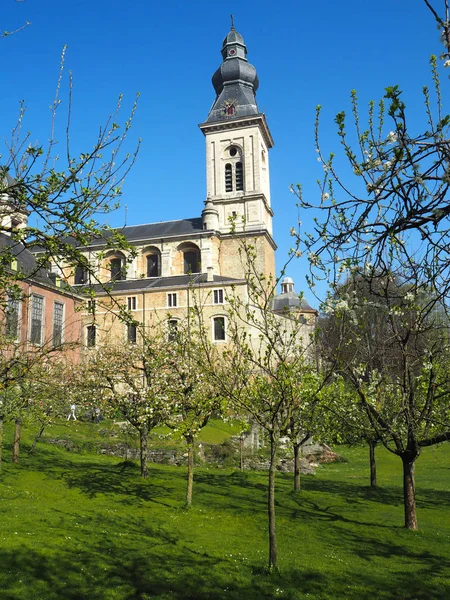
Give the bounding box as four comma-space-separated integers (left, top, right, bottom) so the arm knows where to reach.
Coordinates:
0, 422, 449, 600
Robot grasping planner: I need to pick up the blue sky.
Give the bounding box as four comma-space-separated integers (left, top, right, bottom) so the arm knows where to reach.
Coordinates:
2, 0, 447, 305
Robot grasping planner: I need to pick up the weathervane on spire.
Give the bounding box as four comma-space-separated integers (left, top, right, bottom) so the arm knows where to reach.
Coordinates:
230, 14, 235, 29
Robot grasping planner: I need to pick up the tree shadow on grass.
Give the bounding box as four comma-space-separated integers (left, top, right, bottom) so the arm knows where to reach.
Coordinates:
0, 538, 447, 600
302, 477, 450, 511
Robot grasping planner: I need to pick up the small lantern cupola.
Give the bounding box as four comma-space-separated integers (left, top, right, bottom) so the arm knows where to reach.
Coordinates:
281, 276, 295, 294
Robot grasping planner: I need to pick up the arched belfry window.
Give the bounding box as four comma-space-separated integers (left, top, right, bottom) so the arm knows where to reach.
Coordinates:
224, 146, 244, 193
236, 162, 243, 191
225, 164, 233, 192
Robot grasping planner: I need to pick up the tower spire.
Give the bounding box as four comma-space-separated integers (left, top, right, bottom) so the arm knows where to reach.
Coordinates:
204, 24, 259, 123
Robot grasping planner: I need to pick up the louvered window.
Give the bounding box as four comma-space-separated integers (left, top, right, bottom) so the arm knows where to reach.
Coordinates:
225, 163, 233, 192
236, 162, 244, 191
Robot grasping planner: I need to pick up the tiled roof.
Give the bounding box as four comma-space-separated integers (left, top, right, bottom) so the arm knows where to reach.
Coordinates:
0, 233, 55, 286
74, 273, 245, 295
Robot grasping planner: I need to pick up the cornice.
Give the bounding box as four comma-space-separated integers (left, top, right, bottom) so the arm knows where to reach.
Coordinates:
199, 114, 274, 149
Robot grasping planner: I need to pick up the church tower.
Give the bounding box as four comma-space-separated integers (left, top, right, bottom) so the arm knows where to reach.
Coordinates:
199, 24, 275, 243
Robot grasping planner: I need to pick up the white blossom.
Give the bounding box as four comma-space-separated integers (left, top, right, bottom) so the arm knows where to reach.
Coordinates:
387, 131, 398, 144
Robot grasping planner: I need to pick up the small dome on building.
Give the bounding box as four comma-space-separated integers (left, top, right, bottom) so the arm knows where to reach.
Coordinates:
270, 277, 316, 315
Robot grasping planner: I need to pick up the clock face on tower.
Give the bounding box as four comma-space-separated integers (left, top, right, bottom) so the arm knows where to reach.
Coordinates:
222, 99, 237, 117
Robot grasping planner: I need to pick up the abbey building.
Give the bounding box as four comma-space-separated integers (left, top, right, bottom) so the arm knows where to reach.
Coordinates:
59, 25, 316, 345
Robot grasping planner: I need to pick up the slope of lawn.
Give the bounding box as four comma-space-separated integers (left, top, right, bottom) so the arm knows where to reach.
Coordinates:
0, 421, 449, 600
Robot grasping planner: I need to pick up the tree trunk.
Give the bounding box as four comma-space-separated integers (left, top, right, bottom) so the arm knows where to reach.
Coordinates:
28, 424, 46, 454
369, 440, 377, 488
268, 436, 278, 571
293, 441, 301, 492
240, 436, 244, 471
13, 419, 21, 464
186, 434, 194, 507
402, 454, 418, 530
0, 415, 3, 471
139, 424, 149, 479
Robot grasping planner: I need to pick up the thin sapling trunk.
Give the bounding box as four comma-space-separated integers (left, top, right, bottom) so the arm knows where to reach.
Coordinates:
13, 418, 21, 464
369, 440, 377, 488
28, 424, 46, 454
293, 441, 301, 492
0, 415, 3, 471
268, 435, 278, 571
186, 433, 194, 506
139, 423, 149, 479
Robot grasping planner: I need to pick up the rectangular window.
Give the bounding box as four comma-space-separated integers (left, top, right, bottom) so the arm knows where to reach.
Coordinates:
53, 301, 64, 347
30, 295, 44, 345
127, 296, 137, 311
87, 299, 96, 314
127, 323, 137, 343
213, 289, 224, 304
213, 316, 226, 341
87, 325, 96, 348
167, 293, 177, 308
5, 295, 20, 340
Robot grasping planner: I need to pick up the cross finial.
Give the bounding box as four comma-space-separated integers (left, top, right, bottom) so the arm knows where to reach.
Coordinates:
230, 14, 235, 29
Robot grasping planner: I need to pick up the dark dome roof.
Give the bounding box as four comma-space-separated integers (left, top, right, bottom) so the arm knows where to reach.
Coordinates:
271, 292, 315, 313
204, 26, 260, 124
222, 28, 245, 47
212, 59, 259, 96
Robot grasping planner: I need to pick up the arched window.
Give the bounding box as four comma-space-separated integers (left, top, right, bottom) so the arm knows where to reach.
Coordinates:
225, 163, 233, 192
127, 323, 137, 343
74, 265, 88, 285
109, 256, 126, 281
213, 316, 226, 341
223, 146, 244, 193
183, 249, 201, 274
168, 319, 178, 342
87, 325, 96, 347
146, 253, 160, 277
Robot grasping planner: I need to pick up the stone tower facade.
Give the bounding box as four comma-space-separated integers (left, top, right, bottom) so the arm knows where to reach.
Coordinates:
199, 25, 276, 282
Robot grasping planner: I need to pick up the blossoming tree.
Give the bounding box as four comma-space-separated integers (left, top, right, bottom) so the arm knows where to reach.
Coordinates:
319, 269, 450, 529
78, 334, 173, 479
